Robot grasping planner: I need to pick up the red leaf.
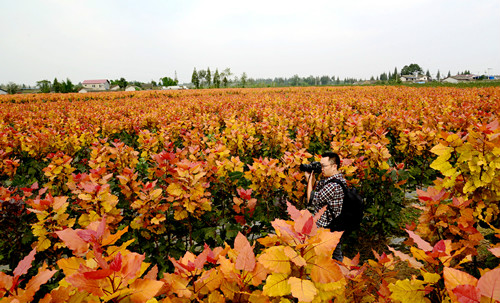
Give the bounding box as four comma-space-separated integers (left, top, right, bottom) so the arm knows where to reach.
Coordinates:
83, 269, 113, 280
477, 267, 500, 301
301, 216, 314, 235
453, 285, 481, 303
110, 252, 123, 272
13, 248, 37, 277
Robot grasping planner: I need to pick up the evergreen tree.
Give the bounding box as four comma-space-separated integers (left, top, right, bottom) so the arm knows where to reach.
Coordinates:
436, 70, 441, 81
53, 78, 61, 93
241, 72, 248, 87
191, 68, 200, 89
198, 70, 207, 87
393, 67, 398, 80
62, 78, 75, 93
206, 68, 212, 87
213, 69, 221, 88
447, 71, 451, 78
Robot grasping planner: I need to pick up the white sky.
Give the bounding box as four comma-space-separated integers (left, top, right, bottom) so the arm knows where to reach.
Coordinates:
1, 0, 499, 85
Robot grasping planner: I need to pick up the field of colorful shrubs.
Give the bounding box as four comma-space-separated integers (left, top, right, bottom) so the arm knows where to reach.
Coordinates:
0, 86, 499, 302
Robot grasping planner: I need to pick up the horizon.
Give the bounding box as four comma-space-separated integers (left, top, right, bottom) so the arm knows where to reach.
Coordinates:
1, 0, 499, 87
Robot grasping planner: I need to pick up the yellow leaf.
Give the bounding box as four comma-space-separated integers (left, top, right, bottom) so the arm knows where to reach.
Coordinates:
150, 188, 162, 200
258, 246, 291, 274
430, 155, 454, 175
78, 193, 93, 201
167, 183, 184, 197
430, 143, 451, 156
389, 279, 427, 303
288, 277, 318, 302
263, 273, 291, 297
422, 271, 441, 284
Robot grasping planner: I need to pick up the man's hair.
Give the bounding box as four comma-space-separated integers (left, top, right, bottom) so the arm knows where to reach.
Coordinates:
321, 151, 341, 168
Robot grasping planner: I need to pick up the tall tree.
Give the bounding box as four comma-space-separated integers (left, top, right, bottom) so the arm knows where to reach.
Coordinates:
160, 77, 177, 87
447, 71, 451, 78
426, 70, 431, 78
191, 68, 200, 89
6, 82, 19, 94
213, 69, 221, 88
380, 72, 388, 81
53, 78, 61, 93
320, 75, 330, 85
401, 64, 424, 76
436, 70, 441, 80
61, 78, 75, 93
37, 80, 51, 93
240, 72, 248, 87
198, 70, 207, 87
393, 67, 398, 80
206, 68, 212, 87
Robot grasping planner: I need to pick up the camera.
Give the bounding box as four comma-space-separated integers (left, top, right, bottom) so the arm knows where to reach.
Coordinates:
299, 161, 322, 173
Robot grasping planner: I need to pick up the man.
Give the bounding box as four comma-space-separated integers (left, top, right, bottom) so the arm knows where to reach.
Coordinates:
305, 151, 346, 261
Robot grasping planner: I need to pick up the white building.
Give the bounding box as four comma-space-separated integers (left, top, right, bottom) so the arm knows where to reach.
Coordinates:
82, 79, 110, 91
400, 75, 429, 83
125, 85, 140, 91
442, 74, 477, 83
0, 88, 7, 95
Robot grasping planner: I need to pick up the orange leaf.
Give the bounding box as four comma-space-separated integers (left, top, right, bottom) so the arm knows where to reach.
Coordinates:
24, 267, 58, 299
310, 229, 342, 257
444, 267, 478, 302
235, 232, 256, 272
288, 277, 318, 302
388, 246, 423, 269
55, 228, 89, 256
65, 272, 105, 296
489, 247, 500, 258
406, 230, 433, 252
129, 278, 164, 303
283, 246, 307, 267
310, 255, 343, 283
120, 253, 145, 281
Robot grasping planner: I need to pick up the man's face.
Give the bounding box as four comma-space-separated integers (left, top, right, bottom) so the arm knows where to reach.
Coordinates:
320, 157, 336, 177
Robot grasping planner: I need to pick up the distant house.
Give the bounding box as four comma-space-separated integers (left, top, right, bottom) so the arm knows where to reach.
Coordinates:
400, 74, 429, 83
0, 88, 7, 95
78, 88, 88, 93
82, 79, 110, 91
162, 85, 188, 90
110, 85, 120, 91
442, 74, 477, 83
125, 85, 140, 92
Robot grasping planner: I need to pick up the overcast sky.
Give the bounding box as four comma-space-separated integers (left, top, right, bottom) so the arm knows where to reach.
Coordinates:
1, 0, 499, 86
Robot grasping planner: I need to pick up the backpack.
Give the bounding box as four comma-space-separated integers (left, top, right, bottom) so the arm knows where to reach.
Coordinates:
326, 179, 364, 234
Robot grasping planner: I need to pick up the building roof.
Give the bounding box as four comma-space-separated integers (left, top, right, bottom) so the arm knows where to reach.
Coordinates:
451, 74, 476, 80
82, 79, 109, 84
